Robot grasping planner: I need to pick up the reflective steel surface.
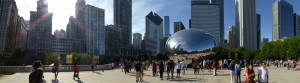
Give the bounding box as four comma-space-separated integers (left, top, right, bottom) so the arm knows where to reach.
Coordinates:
166, 29, 217, 53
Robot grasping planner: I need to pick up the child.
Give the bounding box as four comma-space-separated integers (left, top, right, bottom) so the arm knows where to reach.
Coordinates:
73, 64, 80, 80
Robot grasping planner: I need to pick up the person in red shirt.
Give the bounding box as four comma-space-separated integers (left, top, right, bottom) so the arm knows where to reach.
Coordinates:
245, 64, 255, 83
212, 60, 219, 76
292, 59, 297, 71
73, 64, 80, 80
152, 61, 157, 76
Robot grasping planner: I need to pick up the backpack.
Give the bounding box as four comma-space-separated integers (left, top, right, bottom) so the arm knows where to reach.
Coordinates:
29, 71, 37, 83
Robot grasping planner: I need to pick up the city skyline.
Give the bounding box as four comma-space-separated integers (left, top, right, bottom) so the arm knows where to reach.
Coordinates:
14, 0, 300, 40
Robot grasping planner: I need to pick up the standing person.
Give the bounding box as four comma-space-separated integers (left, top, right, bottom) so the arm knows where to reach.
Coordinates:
224, 59, 228, 68
53, 57, 59, 79
124, 60, 129, 74
245, 64, 255, 83
29, 61, 45, 83
292, 59, 297, 71
203, 59, 206, 72
176, 61, 182, 78
243, 60, 249, 76
193, 61, 198, 75
181, 59, 187, 75
135, 61, 142, 82
72, 64, 80, 80
212, 60, 218, 76
219, 59, 223, 70
235, 61, 241, 83
258, 62, 269, 83
140, 62, 145, 81
91, 61, 95, 73
228, 60, 236, 83
280, 60, 283, 67
159, 62, 165, 80
207, 60, 212, 72
167, 60, 175, 80
152, 61, 157, 76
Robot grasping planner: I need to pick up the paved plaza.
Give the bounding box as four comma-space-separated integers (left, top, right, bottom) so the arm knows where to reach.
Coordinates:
0, 66, 299, 83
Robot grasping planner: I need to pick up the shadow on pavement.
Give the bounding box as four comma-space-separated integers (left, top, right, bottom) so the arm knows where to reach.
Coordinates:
75, 80, 83, 83
51, 79, 59, 83
94, 72, 102, 75
168, 78, 208, 82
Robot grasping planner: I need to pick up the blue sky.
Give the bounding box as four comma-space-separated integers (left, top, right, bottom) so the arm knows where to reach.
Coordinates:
15, 0, 300, 40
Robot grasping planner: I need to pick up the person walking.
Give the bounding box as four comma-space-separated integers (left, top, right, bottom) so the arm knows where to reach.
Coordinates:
181, 59, 187, 75
224, 59, 228, 68
159, 62, 165, 80
167, 60, 175, 80
203, 59, 206, 72
280, 60, 283, 68
228, 60, 236, 83
212, 60, 218, 76
292, 59, 297, 71
258, 62, 269, 83
72, 64, 80, 80
245, 64, 255, 83
91, 61, 95, 73
135, 61, 142, 82
235, 61, 241, 83
152, 61, 157, 76
53, 58, 59, 79
176, 61, 182, 78
140, 62, 145, 81
29, 61, 45, 83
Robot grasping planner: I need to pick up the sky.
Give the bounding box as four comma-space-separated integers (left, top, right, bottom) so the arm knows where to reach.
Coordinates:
15, 0, 300, 40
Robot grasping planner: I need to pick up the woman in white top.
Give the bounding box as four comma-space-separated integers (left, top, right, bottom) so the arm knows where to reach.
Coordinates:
176, 61, 181, 78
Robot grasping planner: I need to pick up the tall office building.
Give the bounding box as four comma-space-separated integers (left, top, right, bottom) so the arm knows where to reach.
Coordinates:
16, 16, 29, 51
228, 26, 238, 49
27, 0, 53, 54
191, 0, 224, 42
75, 0, 86, 40
174, 22, 186, 33
66, 16, 76, 38
257, 14, 261, 49
236, 0, 257, 50
0, 0, 19, 56
133, 33, 142, 49
273, 0, 294, 41
105, 25, 122, 50
145, 11, 164, 55
114, 0, 132, 48
54, 29, 66, 38
84, 5, 105, 56
295, 14, 300, 36
164, 16, 171, 37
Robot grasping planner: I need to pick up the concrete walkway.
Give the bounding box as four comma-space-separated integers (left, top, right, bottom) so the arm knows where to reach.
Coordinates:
0, 66, 299, 83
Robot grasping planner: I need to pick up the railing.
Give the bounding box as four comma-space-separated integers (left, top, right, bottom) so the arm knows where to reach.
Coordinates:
0, 64, 112, 73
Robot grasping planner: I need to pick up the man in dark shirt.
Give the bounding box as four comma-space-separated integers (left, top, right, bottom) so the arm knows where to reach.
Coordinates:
167, 60, 175, 80
135, 61, 141, 82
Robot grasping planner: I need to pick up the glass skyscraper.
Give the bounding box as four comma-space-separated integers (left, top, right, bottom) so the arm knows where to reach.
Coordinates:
191, 0, 224, 43
164, 16, 171, 37
114, 0, 132, 48
295, 14, 300, 36
273, 0, 294, 41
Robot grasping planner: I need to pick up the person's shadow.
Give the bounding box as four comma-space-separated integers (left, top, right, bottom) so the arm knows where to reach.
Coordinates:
75, 80, 83, 83
51, 79, 59, 83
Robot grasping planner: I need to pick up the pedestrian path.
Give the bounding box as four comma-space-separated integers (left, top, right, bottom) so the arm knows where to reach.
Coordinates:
0, 67, 299, 83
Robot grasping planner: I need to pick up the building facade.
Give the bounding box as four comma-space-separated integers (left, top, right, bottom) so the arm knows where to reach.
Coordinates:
295, 14, 300, 36
84, 5, 105, 56
66, 16, 77, 39
27, 0, 53, 54
257, 14, 261, 50
52, 38, 84, 55
191, 0, 224, 42
164, 16, 171, 37
133, 33, 142, 49
105, 25, 122, 52
54, 29, 66, 38
145, 11, 164, 55
273, 0, 294, 41
236, 0, 258, 50
16, 16, 28, 51
174, 22, 186, 33
0, 0, 19, 56
114, 0, 132, 48
228, 26, 238, 49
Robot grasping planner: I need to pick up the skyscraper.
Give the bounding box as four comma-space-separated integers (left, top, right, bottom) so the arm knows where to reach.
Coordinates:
295, 14, 300, 36
236, 0, 257, 50
114, 0, 132, 48
85, 5, 105, 56
0, 0, 19, 56
228, 26, 238, 49
145, 11, 164, 55
75, 0, 86, 40
191, 0, 224, 42
164, 16, 171, 37
27, 0, 53, 54
174, 22, 186, 33
66, 16, 76, 39
133, 33, 142, 49
257, 14, 261, 50
273, 0, 294, 41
